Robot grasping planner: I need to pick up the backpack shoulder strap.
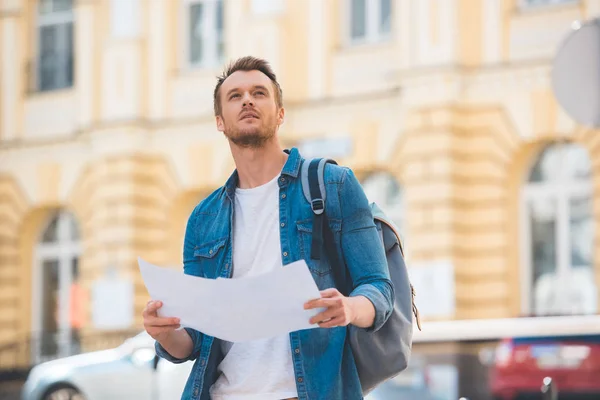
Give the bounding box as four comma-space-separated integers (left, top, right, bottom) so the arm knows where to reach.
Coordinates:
301, 158, 336, 211
301, 157, 337, 260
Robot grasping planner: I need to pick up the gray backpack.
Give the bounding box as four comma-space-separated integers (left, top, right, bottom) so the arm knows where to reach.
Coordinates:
301, 158, 422, 395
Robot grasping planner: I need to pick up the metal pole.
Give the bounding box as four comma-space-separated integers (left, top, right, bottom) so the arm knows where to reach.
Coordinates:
541, 376, 558, 400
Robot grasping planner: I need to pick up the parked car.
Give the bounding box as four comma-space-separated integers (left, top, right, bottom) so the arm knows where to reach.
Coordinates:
21, 331, 192, 400
489, 334, 600, 400
365, 373, 437, 400
365, 362, 456, 400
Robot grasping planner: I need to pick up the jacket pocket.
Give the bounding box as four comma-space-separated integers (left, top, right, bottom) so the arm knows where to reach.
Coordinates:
297, 218, 341, 277
190, 237, 227, 278
193, 237, 227, 259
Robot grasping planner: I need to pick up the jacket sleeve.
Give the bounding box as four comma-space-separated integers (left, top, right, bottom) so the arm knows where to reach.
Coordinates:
155, 207, 203, 363
338, 167, 395, 332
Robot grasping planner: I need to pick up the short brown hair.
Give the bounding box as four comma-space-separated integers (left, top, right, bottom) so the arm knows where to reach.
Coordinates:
213, 56, 283, 116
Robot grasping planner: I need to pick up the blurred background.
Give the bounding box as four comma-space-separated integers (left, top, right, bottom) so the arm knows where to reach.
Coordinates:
1, 0, 600, 399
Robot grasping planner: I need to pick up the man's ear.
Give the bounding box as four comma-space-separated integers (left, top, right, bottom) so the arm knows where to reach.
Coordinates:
216, 115, 225, 132
277, 107, 285, 126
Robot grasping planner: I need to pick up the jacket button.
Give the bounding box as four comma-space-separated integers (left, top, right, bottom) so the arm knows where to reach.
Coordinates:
281, 194, 286, 199
280, 177, 285, 183
281, 223, 285, 227
294, 348, 300, 354
297, 377, 303, 383
209, 250, 213, 254
283, 252, 288, 257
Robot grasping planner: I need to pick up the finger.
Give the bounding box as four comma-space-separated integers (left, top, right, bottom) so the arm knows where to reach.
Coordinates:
148, 324, 181, 335
303, 295, 322, 307
143, 300, 162, 316
309, 309, 337, 325
149, 300, 163, 311
146, 316, 180, 327
142, 307, 152, 318
305, 296, 341, 310
319, 288, 340, 298
304, 298, 335, 310
319, 316, 342, 328
149, 324, 181, 332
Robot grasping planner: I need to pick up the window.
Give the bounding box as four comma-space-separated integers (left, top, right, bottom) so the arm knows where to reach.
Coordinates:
184, 0, 224, 68
521, 0, 577, 8
33, 210, 82, 362
522, 143, 596, 316
348, 0, 392, 45
36, 0, 74, 92
361, 171, 405, 237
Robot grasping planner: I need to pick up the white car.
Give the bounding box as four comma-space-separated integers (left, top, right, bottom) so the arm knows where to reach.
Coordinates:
21, 332, 193, 400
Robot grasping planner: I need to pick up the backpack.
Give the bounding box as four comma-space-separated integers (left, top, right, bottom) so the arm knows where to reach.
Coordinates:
300, 157, 422, 395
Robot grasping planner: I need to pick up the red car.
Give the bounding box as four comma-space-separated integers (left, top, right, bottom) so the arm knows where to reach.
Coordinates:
489, 334, 600, 400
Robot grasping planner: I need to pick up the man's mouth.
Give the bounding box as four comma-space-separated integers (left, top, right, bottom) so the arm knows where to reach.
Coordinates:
240, 112, 259, 120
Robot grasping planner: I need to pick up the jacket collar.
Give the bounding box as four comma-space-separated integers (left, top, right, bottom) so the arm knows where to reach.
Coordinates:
224, 147, 302, 199
281, 147, 302, 178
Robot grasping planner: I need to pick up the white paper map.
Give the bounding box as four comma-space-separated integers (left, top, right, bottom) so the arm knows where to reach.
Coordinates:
137, 257, 324, 342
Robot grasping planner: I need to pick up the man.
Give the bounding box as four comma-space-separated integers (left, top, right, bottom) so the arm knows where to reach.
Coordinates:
142, 56, 394, 400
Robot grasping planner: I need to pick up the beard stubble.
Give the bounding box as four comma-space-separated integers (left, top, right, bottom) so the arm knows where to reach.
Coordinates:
223, 120, 277, 149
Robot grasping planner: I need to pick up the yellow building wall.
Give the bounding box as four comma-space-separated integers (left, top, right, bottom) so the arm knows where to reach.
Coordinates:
68, 154, 180, 331
396, 105, 518, 319
0, 176, 28, 343
0, 0, 600, 353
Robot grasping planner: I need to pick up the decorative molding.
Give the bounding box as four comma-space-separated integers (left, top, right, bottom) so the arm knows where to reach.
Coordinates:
0, 10, 21, 19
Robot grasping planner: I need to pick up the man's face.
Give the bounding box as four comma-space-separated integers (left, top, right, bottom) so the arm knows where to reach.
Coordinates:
216, 70, 284, 149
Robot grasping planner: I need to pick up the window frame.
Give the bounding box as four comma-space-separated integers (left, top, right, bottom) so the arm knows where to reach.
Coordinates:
31, 211, 82, 364
520, 143, 595, 316
343, 0, 393, 47
518, 0, 579, 10
181, 0, 224, 70
35, 0, 75, 92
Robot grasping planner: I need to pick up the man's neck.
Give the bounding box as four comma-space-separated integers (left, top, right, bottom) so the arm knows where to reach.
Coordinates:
230, 140, 288, 189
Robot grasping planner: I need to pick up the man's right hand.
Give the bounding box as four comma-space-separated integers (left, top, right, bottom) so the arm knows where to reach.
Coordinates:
142, 300, 181, 343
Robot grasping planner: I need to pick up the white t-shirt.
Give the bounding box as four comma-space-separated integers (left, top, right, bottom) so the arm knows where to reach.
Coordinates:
209, 173, 298, 400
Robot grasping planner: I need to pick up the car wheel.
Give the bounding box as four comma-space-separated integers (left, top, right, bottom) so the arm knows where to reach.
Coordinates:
43, 386, 85, 400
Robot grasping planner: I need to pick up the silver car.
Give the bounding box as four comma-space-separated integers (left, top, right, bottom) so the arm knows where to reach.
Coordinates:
21, 332, 193, 400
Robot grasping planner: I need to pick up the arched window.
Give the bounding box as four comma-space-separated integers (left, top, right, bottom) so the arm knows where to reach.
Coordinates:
33, 210, 82, 362
522, 143, 596, 316
361, 171, 405, 238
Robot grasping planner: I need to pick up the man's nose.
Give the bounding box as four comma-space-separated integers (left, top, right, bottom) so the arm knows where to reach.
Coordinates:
242, 92, 254, 106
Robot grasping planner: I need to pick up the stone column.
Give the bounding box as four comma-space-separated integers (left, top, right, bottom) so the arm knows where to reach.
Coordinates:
70, 154, 179, 343
399, 105, 519, 320
0, 175, 28, 366
74, 0, 97, 128
147, 0, 167, 121
0, 1, 23, 141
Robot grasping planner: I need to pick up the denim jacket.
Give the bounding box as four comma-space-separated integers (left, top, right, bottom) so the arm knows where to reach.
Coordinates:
155, 147, 394, 400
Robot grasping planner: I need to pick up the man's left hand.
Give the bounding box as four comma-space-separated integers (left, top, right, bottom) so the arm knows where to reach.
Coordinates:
304, 288, 360, 328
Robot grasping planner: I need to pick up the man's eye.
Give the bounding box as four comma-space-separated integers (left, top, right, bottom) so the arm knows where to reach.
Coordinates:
230, 93, 240, 99
255, 91, 265, 96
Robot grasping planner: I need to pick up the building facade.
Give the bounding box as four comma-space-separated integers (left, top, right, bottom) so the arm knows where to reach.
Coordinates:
0, 0, 599, 365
